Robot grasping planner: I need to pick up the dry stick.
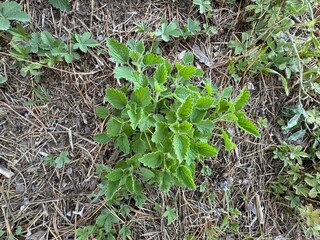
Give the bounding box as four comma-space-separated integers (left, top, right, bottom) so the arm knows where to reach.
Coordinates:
161, 192, 167, 240
1, 207, 12, 236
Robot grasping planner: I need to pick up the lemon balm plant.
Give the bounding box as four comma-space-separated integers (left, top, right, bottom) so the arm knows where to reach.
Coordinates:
94, 38, 259, 205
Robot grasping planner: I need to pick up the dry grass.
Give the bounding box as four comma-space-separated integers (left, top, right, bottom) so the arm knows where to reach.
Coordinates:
0, 0, 312, 239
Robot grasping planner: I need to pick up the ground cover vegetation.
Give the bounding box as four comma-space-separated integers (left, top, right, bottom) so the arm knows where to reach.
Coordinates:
0, 0, 319, 239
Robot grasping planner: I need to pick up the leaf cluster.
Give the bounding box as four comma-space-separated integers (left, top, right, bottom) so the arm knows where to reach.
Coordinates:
44, 151, 71, 168
7, 26, 98, 77
135, 17, 217, 42
227, 0, 318, 96
0, 2, 29, 30
94, 38, 259, 207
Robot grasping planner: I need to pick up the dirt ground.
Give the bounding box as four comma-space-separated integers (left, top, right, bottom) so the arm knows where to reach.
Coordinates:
0, 0, 309, 239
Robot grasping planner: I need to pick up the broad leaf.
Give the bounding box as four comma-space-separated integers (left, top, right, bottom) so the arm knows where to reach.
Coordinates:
152, 122, 169, 143
139, 151, 163, 168
127, 106, 142, 129
94, 133, 110, 144
0, 2, 29, 30
139, 167, 155, 181
237, 117, 260, 137
155, 22, 181, 42
176, 165, 196, 189
73, 32, 98, 53
131, 87, 152, 107
196, 97, 214, 110
173, 134, 190, 162
106, 38, 129, 64
132, 138, 147, 154
196, 142, 218, 156
114, 66, 132, 81
116, 134, 130, 154
104, 88, 128, 109
153, 64, 167, 84
96, 106, 109, 119
106, 117, 123, 136
178, 96, 194, 119
106, 169, 124, 181
143, 53, 165, 66
221, 129, 236, 151
234, 87, 250, 111
176, 63, 197, 79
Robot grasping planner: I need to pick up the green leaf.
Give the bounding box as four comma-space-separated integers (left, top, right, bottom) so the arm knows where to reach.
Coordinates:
196, 120, 214, 134
221, 129, 236, 151
114, 66, 132, 81
131, 71, 148, 89
163, 206, 177, 224
106, 117, 123, 136
116, 134, 130, 154
132, 138, 147, 154
237, 117, 260, 137
0, 2, 29, 25
0, 75, 7, 84
143, 53, 165, 66
186, 18, 201, 35
127, 106, 142, 129
139, 151, 163, 168
131, 87, 152, 107
94, 133, 110, 144
139, 115, 154, 132
0, 17, 10, 30
176, 63, 197, 79
182, 51, 194, 65
193, 0, 212, 14
55, 151, 71, 168
190, 109, 206, 123
106, 38, 129, 64
176, 165, 196, 189
106, 169, 124, 181
196, 142, 218, 156
40, 31, 55, 50
139, 167, 155, 181
234, 87, 250, 111
73, 32, 98, 53
173, 134, 190, 162
96, 106, 109, 119
178, 96, 194, 119
96, 209, 119, 231
105, 88, 128, 109
185, 142, 198, 165
119, 225, 131, 240
152, 122, 169, 143
153, 64, 168, 84
155, 22, 181, 42
196, 97, 214, 109
48, 0, 71, 11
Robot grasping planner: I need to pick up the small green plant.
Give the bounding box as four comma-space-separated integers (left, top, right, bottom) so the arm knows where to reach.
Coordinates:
78, 38, 259, 239
164, 206, 177, 225
193, 0, 212, 14
0, 1, 29, 30
272, 104, 320, 236
44, 151, 71, 168
227, 0, 318, 96
135, 17, 216, 43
